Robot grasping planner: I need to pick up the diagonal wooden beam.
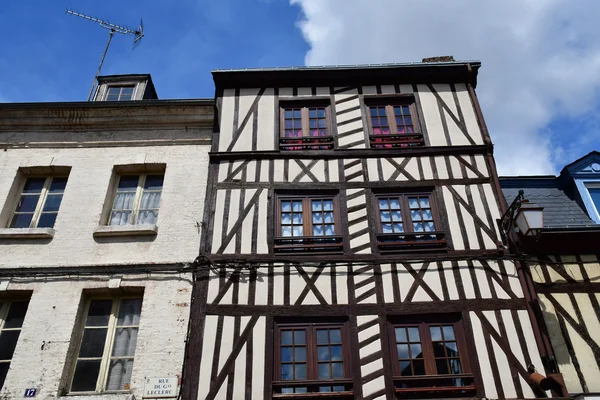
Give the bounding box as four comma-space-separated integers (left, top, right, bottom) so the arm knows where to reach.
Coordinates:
206, 315, 260, 399
426, 84, 476, 145
292, 159, 319, 183
403, 262, 441, 302
386, 158, 416, 181
455, 155, 484, 178
446, 186, 498, 240
222, 160, 251, 183
217, 189, 263, 253
479, 260, 519, 300
295, 265, 328, 305
226, 88, 266, 152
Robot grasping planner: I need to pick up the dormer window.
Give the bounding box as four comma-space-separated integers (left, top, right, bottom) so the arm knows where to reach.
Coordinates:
105, 86, 135, 101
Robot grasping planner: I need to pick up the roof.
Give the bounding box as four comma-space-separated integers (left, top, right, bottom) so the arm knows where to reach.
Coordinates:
212, 60, 482, 89
501, 186, 595, 228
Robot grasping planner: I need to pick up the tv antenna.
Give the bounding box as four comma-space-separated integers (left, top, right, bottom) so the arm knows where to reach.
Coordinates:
65, 8, 144, 100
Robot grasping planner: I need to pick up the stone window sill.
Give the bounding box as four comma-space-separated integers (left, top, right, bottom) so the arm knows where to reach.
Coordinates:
0, 227, 55, 239
93, 224, 158, 237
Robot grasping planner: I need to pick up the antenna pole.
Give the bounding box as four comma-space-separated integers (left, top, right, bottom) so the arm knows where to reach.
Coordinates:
88, 29, 115, 101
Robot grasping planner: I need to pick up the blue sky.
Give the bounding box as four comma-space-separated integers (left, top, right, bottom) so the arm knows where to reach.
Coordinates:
2, 0, 600, 175
0, 0, 307, 101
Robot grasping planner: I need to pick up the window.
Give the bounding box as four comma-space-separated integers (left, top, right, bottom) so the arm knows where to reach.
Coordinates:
70, 297, 142, 393
274, 322, 352, 397
105, 86, 135, 101
280, 103, 333, 150
374, 192, 446, 251
0, 300, 29, 389
109, 174, 163, 226
9, 176, 67, 229
390, 317, 475, 397
274, 194, 342, 253
366, 99, 424, 148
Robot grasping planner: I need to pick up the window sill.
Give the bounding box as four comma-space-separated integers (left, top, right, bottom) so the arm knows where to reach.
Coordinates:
61, 393, 135, 400
93, 224, 158, 237
0, 227, 55, 239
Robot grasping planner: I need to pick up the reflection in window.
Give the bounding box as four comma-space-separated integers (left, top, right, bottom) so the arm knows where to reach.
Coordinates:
280, 105, 332, 150
9, 177, 68, 229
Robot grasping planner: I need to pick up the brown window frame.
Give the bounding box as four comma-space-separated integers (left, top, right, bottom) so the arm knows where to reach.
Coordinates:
373, 191, 447, 252
365, 97, 424, 148
388, 315, 475, 398
274, 192, 343, 253
273, 321, 353, 398
279, 101, 334, 151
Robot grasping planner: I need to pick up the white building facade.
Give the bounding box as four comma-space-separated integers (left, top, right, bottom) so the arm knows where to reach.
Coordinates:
0, 76, 213, 399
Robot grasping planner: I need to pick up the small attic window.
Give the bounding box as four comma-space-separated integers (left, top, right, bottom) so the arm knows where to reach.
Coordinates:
105, 86, 135, 101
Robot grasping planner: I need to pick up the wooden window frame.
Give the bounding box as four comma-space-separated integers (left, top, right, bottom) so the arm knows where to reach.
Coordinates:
273, 321, 353, 398
365, 96, 425, 148
388, 315, 475, 398
274, 192, 343, 253
279, 101, 334, 151
373, 191, 447, 252
68, 296, 142, 394
8, 176, 68, 229
107, 173, 163, 226
0, 299, 30, 390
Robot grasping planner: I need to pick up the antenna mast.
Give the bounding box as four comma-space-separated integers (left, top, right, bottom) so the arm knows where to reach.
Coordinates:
65, 9, 144, 101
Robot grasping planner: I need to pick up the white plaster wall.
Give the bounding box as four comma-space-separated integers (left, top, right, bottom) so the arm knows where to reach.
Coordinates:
0, 144, 209, 267
0, 273, 192, 399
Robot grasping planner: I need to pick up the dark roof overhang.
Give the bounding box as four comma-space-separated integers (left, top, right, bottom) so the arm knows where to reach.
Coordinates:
212, 61, 482, 89
518, 226, 600, 254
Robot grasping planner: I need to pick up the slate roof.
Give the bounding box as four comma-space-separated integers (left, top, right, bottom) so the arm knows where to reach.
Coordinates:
502, 187, 595, 228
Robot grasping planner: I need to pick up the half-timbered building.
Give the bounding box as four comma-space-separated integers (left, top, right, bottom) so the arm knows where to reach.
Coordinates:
183, 60, 558, 400
501, 151, 600, 399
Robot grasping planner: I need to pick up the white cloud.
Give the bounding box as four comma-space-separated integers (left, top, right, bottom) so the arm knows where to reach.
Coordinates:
290, 0, 600, 175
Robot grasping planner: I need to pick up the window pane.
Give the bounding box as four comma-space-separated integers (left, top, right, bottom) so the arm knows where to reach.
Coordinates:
137, 210, 158, 225
295, 364, 306, 380
118, 176, 140, 190
430, 326, 442, 341
281, 331, 293, 345
331, 362, 344, 378
395, 328, 407, 342
292, 201, 302, 212
9, 213, 33, 228
443, 326, 455, 340
0, 362, 8, 391
449, 358, 462, 374
323, 200, 333, 211
330, 345, 342, 361
389, 199, 400, 209
324, 225, 335, 236
408, 197, 419, 208
381, 211, 390, 222
292, 226, 303, 236
293, 213, 303, 224
433, 342, 446, 357
378, 199, 389, 210
0, 331, 20, 360
117, 298, 142, 326
420, 197, 430, 208
318, 363, 330, 379
313, 225, 323, 236
3, 301, 29, 329
37, 213, 57, 228
281, 201, 291, 212
23, 178, 45, 193
71, 359, 101, 392
330, 329, 341, 343
399, 360, 411, 376
436, 359, 450, 375
413, 360, 425, 375
86, 300, 113, 326
144, 175, 164, 190
281, 347, 292, 362
281, 364, 293, 380
397, 344, 409, 359
14, 195, 40, 213
294, 330, 306, 345
281, 226, 291, 237
446, 342, 458, 356
391, 211, 402, 221
316, 329, 328, 344
294, 347, 306, 362
408, 327, 420, 341
317, 345, 329, 361
382, 223, 392, 233
105, 358, 134, 391
78, 328, 108, 358
140, 192, 161, 209
110, 211, 132, 226
112, 192, 135, 211
42, 194, 63, 212
49, 177, 68, 192
323, 212, 334, 223
410, 344, 422, 358
111, 328, 138, 357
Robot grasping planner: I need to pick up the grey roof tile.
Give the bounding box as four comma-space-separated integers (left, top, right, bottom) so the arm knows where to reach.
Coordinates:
502, 187, 595, 227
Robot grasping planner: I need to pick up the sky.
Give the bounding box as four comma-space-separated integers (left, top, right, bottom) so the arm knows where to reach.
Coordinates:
1, 0, 600, 176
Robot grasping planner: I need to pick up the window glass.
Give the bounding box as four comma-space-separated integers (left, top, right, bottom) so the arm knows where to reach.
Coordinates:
109, 174, 163, 226
0, 301, 30, 390
9, 177, 67, 229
